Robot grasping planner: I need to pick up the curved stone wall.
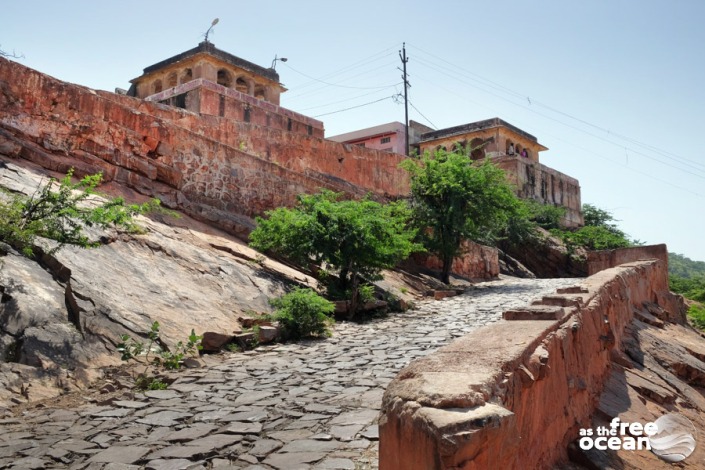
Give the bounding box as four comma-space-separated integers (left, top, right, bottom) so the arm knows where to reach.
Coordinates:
379, 257, 684, 469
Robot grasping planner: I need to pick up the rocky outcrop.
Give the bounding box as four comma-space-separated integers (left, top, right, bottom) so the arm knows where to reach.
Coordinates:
499, 228, 588, 278
0, 157, 316, 406
379, 255, 690, 469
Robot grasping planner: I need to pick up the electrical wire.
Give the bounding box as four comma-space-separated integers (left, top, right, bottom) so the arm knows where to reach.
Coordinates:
410, 54, 705, 179
312, 95, 395, 118
408, 100, 437, 129
407, 43, 705, 174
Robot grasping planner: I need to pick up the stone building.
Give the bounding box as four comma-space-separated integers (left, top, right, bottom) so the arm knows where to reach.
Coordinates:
128, 41, 284, 104
330, 118, 583, 227
128, 42, 324, 138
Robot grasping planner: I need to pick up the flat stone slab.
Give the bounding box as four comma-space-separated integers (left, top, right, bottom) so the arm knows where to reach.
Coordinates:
113, 400, 151, 409
279, 439, 341, 453
164, 424, 217, 442
225, 421, 263, 435
145, 459, 195, 470
136, 411, 192, 427
87, 446, 151, 464
314, 458, 357, 469
263, 452, 327, 469
186, 433, 243, 450
144, 389, 182, 400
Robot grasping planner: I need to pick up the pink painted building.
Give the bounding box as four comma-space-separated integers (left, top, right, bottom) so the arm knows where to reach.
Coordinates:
327, 121, 407, 154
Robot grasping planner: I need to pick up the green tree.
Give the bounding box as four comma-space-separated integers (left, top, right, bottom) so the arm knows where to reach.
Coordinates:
249, 190, 421, 317
549, 203, 635, 252
401, 149, 522, 284
0, 169, 160, 257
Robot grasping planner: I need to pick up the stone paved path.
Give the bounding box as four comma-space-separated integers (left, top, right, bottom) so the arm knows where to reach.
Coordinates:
0, 276, 581, 470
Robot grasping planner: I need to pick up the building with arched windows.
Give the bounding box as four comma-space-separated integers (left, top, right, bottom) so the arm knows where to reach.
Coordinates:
128, 41, 284, 104
127, 41, 323, 138
329, 118, 583, 227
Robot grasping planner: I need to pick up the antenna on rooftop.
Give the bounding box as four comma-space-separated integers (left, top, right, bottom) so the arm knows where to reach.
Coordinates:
204, 18, 219, 43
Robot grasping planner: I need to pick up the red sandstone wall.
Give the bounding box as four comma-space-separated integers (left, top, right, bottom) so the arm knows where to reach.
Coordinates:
0, 58, 406, 236
587, 243, 668, 276
146, 79, 325, 139
379, 259, 683, 469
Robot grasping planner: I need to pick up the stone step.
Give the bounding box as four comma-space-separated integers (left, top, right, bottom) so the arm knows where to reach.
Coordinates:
503, 305, 565, 321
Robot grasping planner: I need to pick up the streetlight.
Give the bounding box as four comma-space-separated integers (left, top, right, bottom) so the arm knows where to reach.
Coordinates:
204, 18, 219, 43
271, 54, 288, 70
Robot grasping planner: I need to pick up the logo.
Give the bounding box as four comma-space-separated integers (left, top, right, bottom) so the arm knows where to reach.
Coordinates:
579, 414, 696, 462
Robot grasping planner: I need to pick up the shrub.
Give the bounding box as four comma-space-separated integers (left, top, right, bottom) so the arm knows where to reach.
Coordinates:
250, 190, 420, 317
270, 288, 335, 340
117, 321, 203, 389
0, 169, 161, 257
688, 303, 705, 330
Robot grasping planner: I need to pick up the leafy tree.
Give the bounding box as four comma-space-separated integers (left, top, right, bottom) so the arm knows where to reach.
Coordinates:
0, 169, 161, 257
549, 203, 636, 253
401, 148, 522, 284
270, 288, 335, 340
249, 190, 421, 317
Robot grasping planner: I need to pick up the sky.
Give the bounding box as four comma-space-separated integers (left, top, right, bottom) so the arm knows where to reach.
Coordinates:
3, 1, 705, 261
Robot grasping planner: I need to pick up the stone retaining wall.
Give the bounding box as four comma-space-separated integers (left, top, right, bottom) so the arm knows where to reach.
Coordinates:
0, 58, 408, 238
379, 258, 684, 469
587, 243, 668, 276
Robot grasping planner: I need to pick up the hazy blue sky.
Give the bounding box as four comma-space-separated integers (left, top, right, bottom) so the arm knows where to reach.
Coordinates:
4, 1, 704, 261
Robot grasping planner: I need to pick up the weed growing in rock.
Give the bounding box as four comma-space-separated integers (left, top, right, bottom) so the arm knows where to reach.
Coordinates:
0, 169, 162, 257
117, 321, 203, 389
270, 288, 334, 340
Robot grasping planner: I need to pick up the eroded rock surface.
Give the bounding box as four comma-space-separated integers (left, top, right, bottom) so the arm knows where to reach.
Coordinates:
0, 158, 316, 405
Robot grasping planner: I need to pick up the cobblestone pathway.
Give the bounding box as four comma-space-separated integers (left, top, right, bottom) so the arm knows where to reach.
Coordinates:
0, 276, 581, 470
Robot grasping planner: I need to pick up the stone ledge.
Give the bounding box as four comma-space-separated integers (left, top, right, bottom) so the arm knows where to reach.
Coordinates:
380, 259, 682, 469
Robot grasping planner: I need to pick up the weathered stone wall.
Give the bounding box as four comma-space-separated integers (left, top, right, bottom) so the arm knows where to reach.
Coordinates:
494, 155, 583, 227
146, 79, 324, 138
379, 258, 683, 469
587, 243, 668, 276
0, 58, 409, 238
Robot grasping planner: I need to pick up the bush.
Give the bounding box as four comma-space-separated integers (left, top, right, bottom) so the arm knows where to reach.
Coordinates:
270, 288, 335, 340
0, 169, 161, 257
688, 303, 705, 330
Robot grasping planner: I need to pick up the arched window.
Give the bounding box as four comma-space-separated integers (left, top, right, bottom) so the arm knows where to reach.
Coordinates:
166, 72, 177, 88
235, 77, 248, 94
153, 79, 163, 94
217, 69, 233, 88
180, 68, 192, 84
470, 138, 485, 160
254, 86, 266, 101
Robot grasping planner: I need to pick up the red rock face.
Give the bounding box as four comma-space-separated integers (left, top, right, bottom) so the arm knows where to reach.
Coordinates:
379, 255, 688, 469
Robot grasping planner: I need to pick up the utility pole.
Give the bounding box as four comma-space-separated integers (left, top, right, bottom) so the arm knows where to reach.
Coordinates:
399, 43, 410, 156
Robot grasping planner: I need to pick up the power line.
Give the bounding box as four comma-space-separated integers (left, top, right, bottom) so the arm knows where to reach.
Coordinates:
410, 69, 704, 198
410, 54, 705, 180
407, 43, 705, 174
283, 62, 400, 91
296, 87, 399, 112
408, 100, 437, 129
312, 95, 395, 118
